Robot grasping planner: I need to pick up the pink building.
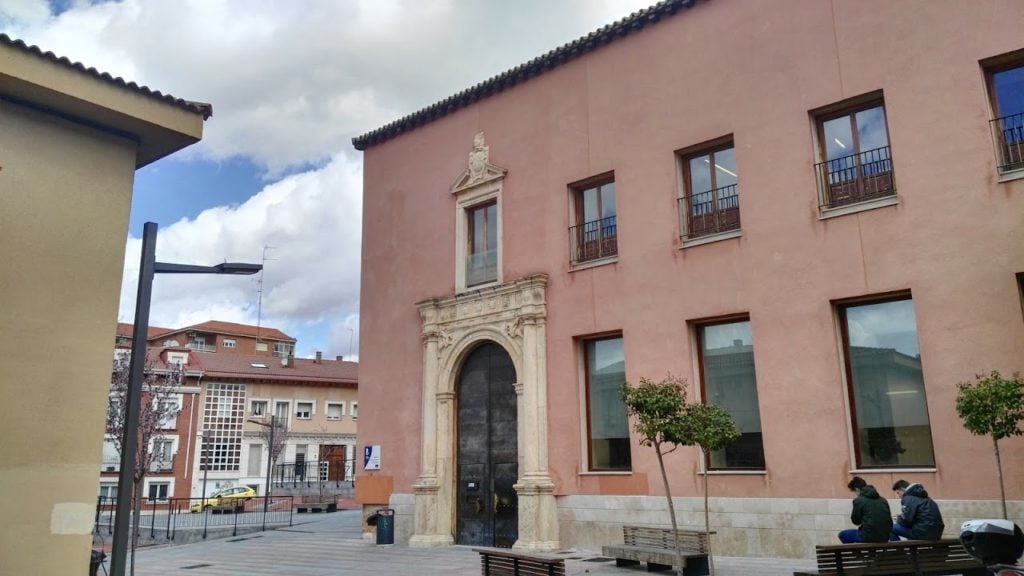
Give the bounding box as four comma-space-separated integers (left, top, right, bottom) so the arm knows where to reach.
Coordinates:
353, 0, 1024, 558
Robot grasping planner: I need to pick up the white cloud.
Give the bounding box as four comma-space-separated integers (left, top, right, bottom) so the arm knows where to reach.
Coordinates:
119, 153, 363, 350
4, 0, 659, 356
3, 0, 659, 171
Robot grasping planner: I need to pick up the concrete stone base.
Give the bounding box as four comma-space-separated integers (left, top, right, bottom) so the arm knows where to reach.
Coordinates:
556, 495, 1024, 559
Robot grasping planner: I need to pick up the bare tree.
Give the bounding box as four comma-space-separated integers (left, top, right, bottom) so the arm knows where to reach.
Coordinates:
254, 415, 289, 486
106, 354, 182, 574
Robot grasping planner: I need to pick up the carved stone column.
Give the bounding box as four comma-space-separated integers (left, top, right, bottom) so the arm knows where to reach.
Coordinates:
410, 310, 452, 546
512, 310, 559, 551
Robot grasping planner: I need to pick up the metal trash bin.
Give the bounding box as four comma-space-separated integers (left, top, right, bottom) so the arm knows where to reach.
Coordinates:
89, 549, 105, 576
375, 508, 394, 545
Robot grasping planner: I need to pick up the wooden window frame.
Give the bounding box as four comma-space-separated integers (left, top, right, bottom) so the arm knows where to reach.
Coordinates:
835, 292, 935, 469
569, 172, 618, 265
693, 314, 765, 471
466, 200, 498, 287
581, 332, 631, 472
679, 138, 740, 240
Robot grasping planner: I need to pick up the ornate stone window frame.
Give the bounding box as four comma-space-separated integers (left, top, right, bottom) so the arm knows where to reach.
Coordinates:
453, 132, 507, 293
410, 274, 558, 551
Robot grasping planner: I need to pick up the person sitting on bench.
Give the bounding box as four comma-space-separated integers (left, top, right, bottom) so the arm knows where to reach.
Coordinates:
891, 479, 945, 541
838, 476, 893, 544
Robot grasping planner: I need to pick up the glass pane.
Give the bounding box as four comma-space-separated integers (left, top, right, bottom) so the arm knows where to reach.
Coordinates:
486, 203, 497, 268
712, 148, 738, 188
600, 182, 616, 219
582, 187, 599, 223
586, 337, 631, 470
689, 154, 713, 194
855, 106, 890, 152
844, 299, 935, 467
823, 115, 854, 161
471, 206, 485, 256
701, 321, 765, 469
993, 65, 1024, 117
466, 203, 497, 286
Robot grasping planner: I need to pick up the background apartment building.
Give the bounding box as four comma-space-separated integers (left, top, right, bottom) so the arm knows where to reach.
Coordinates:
353, 0, 1024, 558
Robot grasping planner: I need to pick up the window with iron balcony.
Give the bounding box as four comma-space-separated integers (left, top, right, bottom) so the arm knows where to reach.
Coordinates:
983, 53, 1024, 176
569, 175, 617, 266
813, 96, 896, 212
679, 140, 740, 242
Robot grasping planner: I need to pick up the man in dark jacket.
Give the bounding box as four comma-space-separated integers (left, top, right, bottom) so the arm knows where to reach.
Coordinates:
891, 479, 945, 540
839, 476, 893, 543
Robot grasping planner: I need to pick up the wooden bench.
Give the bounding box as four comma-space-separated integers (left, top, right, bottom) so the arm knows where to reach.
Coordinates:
295, 495, 337, 513
473, 547, 565, 576
792, 539, 986, 576
602, 525, 711, 575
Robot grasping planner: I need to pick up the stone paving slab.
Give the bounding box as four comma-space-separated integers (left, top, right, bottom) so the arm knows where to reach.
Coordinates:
127, 510, 816, 576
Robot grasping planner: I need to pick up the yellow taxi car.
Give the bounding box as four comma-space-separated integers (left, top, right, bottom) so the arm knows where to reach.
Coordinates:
190, 486, 256, 513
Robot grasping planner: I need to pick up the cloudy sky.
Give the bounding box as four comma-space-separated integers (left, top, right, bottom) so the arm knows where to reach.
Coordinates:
1, 0, 655, 359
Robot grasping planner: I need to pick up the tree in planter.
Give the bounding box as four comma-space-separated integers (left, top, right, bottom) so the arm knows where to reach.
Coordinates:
106, 355, 181, 575
678, 401, 739, 576
956, 371, 1024, 519
621, 375, 692, 576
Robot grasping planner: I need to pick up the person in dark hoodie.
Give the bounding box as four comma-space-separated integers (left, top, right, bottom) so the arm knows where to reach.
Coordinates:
838, 476, 893, 543
891, 479, 945, 540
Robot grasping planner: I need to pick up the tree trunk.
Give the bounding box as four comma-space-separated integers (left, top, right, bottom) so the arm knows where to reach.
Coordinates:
702, 448, 715, 576
994, 436, 1007, 519
655, 442, 685, 576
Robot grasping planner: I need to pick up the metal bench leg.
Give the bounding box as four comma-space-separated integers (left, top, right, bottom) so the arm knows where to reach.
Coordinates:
683, 557, 710, 576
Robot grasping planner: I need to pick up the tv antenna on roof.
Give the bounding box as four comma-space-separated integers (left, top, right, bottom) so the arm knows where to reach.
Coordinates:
255, 245, 276, 343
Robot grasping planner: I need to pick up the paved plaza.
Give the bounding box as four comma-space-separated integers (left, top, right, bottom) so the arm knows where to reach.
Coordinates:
126, 510, 816, 575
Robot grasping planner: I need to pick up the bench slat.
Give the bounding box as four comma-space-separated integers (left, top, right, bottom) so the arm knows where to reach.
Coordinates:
806, 539, 985, 576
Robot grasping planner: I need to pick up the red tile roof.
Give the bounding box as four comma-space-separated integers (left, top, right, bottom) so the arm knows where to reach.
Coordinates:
150, 320, 295, 343
117, 322, 175, 340
352, 0, 699, 150
193, 352, 357, 385
1, 33, 212, 119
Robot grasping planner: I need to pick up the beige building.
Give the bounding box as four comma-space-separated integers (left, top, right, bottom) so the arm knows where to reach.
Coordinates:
193, 351, 358, 498
0, 33, 210, 574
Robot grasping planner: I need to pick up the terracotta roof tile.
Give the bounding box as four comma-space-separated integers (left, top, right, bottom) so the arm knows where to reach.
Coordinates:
154, 320, 295, 342
0, 33, 212, 119
351, 0, 699, 150
117, 322, 175, 340
193, 352, 358, 385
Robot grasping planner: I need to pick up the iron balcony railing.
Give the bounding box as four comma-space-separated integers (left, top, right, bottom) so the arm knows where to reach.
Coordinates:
679, 184, 741, 240
187, 342, 216, 352
569, 215, 617, 265
814, 145, 895, 210
271, 458, 355, 487
991, 111, 1024, 173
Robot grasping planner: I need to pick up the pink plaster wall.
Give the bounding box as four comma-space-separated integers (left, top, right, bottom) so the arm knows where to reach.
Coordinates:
358, 0, 1024, 502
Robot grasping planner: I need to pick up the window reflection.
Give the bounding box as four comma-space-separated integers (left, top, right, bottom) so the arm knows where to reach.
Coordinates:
585, 336, 631, 471
841, 298, 935, 468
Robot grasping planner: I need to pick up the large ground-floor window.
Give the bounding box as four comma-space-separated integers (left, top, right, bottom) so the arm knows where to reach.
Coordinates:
696, 318, 765, 470
583, 335, 631, 471
838, 296, 935, 468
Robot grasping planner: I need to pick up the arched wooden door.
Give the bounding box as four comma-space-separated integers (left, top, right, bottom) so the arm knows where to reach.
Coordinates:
455, 342, 518, 548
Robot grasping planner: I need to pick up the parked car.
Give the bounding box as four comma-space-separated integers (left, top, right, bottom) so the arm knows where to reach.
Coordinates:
190, 486, 256, 513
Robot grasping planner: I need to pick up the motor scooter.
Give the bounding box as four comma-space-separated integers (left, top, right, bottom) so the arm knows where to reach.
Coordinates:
960, 519, 1024, 575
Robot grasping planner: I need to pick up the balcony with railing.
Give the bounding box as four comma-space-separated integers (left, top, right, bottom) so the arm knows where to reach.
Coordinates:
569, 215, 617, 265
815, 146, 895, 210
991, 112, 1024, 173
680, 184, 741, 240
187, 341, 216, 353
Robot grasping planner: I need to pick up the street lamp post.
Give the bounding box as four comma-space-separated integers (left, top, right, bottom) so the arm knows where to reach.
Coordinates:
109, 222, 261, 576
201, 429, 212, 539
